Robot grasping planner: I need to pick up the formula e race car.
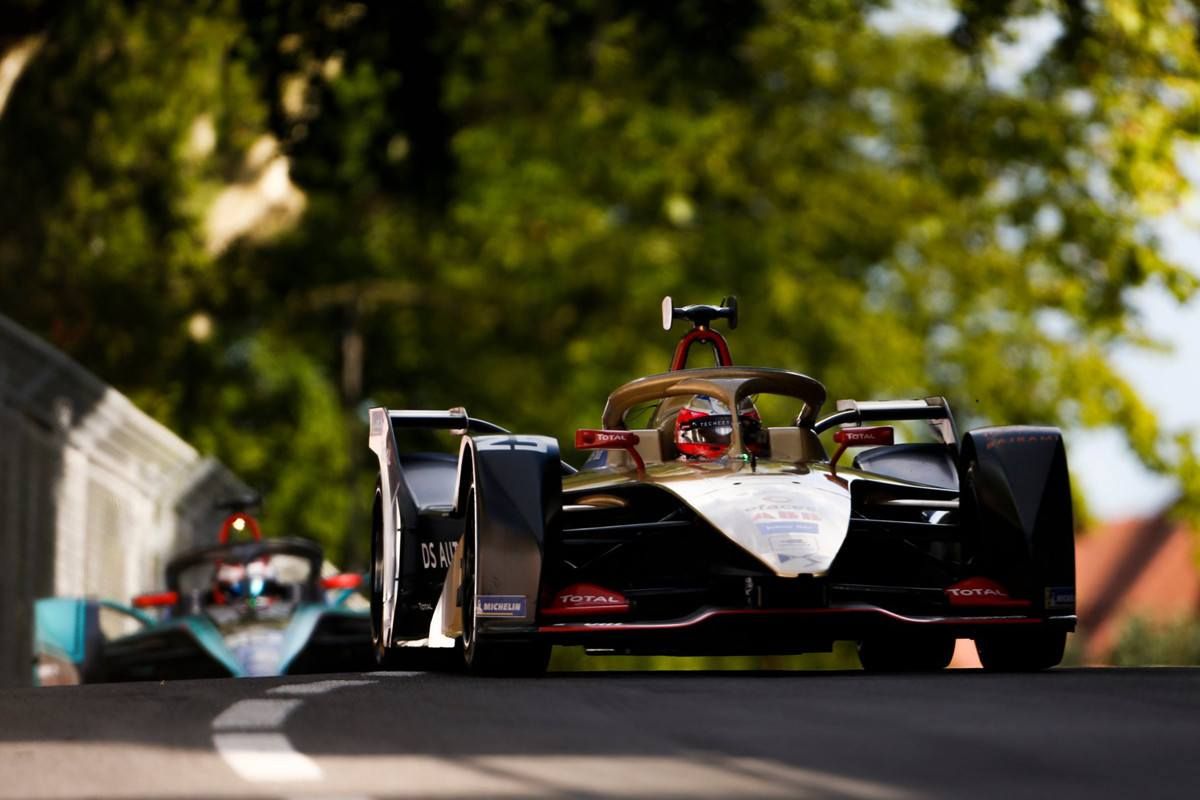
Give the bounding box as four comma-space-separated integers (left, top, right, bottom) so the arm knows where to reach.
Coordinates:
368, 298, 1076, 675
34, 507, 373, 684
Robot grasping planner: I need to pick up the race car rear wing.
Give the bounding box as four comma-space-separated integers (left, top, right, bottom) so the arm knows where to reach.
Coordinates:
369, 407, 577, 479
385, 408, 509, 434
814, 397, 958, 446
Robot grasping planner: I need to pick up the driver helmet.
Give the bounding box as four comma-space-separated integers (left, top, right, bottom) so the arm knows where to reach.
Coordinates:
244, 558, 276, 600
215, 562, 247, 602
215, 560, 276, 603
675, 394, 765, 459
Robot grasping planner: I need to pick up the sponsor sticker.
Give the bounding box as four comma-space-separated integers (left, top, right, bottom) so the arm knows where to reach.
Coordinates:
947, 587, 1008, 598
576, 429, 638, 448
582, 449, 609, 468
1045, 586, 1075, 610
420, 541, 457, 570
775, 552, 826, 570
767, 533, 817, 555
756, 521, 819, 535
558, 593, 624, 605
477, 595, 528, 617
985, 432, 1059, 450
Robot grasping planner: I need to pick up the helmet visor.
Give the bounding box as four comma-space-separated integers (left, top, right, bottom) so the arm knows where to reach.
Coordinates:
675, 394, 765, 459
676, 411, 735, 446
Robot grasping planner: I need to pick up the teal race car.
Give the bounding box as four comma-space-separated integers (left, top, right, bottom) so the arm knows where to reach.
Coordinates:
34, 512, 372, 684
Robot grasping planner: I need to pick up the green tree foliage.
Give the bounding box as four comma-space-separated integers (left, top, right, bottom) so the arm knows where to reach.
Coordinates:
186, 333, 352, 549
0, 1, 264, 413
3, 1, 1200, 560
1111, 615, 1200, 665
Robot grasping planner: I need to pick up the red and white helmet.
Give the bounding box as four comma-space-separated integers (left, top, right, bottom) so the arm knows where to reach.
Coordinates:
674, 394, 763, 459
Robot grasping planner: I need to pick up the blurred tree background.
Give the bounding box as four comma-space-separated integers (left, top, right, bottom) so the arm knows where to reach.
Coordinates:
3, 0, 1200, 566
1110, 615, 1200, 665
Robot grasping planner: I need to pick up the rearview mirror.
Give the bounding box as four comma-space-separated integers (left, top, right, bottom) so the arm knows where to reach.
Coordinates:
321, 573, 362, 590
132, 591, 180, 608
576, 429, 645, 478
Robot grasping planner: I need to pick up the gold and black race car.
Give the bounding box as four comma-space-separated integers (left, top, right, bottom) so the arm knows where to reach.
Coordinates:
368, 298, 1075, 675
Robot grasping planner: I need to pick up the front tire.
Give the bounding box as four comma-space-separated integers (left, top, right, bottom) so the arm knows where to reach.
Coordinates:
460, 490, 549, 677
975, 629, 1066, 672
857, 633, 955, 672
370, 483, 391, 666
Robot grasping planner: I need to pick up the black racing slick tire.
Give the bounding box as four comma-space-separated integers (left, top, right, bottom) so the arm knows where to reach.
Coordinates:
857, 633, 955, 673
460, 490, 550, 677
372, 481, 454, 671
975, 629, 1066, 672
370, 482, 391, 666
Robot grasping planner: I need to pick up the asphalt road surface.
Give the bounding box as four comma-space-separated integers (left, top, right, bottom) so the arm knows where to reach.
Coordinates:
1, 667, 1197, 799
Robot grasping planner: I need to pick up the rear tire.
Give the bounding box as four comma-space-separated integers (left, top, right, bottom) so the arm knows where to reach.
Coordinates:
460, 490, 549, 677
975, 629, 1066, 672
857, 633, 955, 672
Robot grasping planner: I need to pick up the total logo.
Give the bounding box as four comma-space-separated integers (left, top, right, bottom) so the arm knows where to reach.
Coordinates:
558, 593, 624, 605
577, 429, 638, 448
944, 577, 1031, 608
946, 587, 1008, 598
542, 583, 631, 617
592, 433, 630, 446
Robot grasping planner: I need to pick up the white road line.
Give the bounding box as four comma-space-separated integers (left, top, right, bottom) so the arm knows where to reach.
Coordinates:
213, 733, 323, 782
212, 676, 389, 786
213, 698, 303, 730
363, 670, 423, 677
268, 679, 376, 696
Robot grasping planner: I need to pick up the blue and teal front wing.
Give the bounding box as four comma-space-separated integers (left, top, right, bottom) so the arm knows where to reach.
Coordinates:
103, 607, 372, 680
279, 606, 374, 675
35, 597, 373, 682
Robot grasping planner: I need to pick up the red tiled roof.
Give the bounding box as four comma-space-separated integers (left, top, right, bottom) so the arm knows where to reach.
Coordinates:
1076, 515, 1200, 661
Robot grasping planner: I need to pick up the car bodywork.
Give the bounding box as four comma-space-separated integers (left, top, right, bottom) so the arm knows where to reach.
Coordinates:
34, 518, 372, 684
368, 299, 1076, 673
